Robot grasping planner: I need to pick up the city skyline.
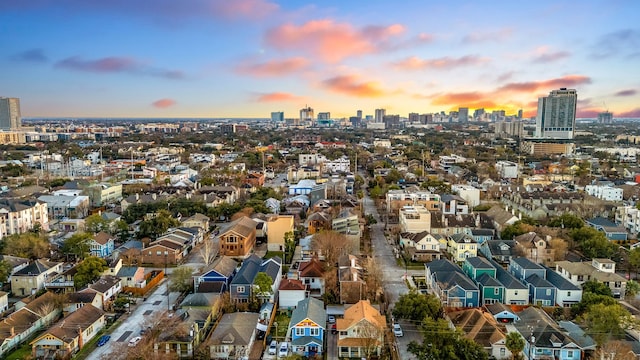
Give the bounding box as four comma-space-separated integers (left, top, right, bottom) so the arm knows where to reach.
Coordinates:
1, 0, 639, 118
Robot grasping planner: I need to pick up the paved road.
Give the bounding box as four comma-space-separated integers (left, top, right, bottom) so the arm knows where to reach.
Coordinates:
88, 281, 181, 360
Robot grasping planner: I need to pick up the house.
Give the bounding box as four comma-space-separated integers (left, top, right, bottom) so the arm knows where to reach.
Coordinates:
338, 254, 364, 304
90, 231, 115, 258
544, 267, 582, 307
0, 255, 29, 276
485, 303, 520, 323
218, 216, 257, 258
332, 210, 361, 240
425, 259, 480, 307
289, 297, 326, 357
154, 308, 213, 359
0, 292, 62, 358
11, 260, 63, 297
441, 194, 469, 215
509, 257, 546, 282
0, 198, 50, 237
585, 217, 628, 242
266, 214, 295, 252
194, 256, 238, 293
448, 233, 478, 263
44, 264, 77, 293
470, 229, 495, 244
0, 291, 8, 313
142, 241, 184, 266
447, 308, 511, 359
181, 213, 210, 231
463, 257, 497, 281
230, 255, 282, 303
476, 273, 505, 305
116, 266, 146, 288
484, 205, 519, 234
479, 240, 518, 266
30, 305, 105, 359
509, 257, 556, 306
555, 259, 627, 298
298, 258, 325, 296
305, 211, 331, 234
87, 276, 122, 309
399, 205, 431, 233
278, 279, 307, 311
514, 232, 555, 265
206, 312, 259, 360
495, 266, 529, 305
336, 300, 386, 359
64, 290, 103, 314
513, 307, 583, 360
399, 231, 443, 262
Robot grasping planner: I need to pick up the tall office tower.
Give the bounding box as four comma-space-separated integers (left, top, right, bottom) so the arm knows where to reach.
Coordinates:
300, 106, 314, 124
374, 108, 386, 123
535, 88, 577, 139
271, 111, 284, 122
356, 110, 363, 119
598, 111, 613, 124
318, 112, 331, 120
458, 107, 469, 122
419, 114, 433, 124
473, 108, 485, 120
0, 97, 22, 130
408, 112, 420, 123
517, 109, 523, 119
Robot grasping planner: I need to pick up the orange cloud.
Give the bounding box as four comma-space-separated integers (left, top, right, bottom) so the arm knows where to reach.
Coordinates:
496, 75, 591, 93
430, 92, 487, 106
322, 75, 385, 97
235, 57, 310, 77
255, 92, 303, 103
265, 19, 405, 63
393, 55, 487, 70
152, 98, 176, 108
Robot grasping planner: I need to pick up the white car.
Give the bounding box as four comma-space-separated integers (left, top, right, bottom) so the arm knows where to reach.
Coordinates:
128, 336, 142, 347
278, 342, 288, 357
268, 340, 277, 355
393, 323, 404, 337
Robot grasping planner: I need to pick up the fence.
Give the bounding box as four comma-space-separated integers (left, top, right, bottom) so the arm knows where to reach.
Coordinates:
123, 270, 164, 296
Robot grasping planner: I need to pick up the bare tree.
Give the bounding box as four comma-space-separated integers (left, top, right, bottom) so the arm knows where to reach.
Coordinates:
199, 238, 218, 267
593, 341, 636, 360
548, 238, 569, 261
363, 257, 383, 301
311, 230, 353, 266
358, 321, 384, 360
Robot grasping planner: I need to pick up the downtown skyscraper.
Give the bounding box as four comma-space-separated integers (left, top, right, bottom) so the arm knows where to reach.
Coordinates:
535, 88, 577, 139
0, 97, 22, 130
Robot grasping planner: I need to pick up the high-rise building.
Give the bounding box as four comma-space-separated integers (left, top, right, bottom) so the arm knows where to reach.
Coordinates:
356, 110, 363, 119
270, 111, 284, 122
0, 97, 22, 130
535, 88, 577, 139
408, 113, 420, 123
598, 111, 613, 124
318, 112, 331, 120
473, 108, 485, 120
374, 108, 386, 123
458, 107, 469, 123
419, 114, 433, 124
517, 109, 523, 119
300, 106, 314, 124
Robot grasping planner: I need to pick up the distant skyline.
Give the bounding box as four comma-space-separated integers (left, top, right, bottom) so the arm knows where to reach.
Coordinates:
1, 0, 639, 118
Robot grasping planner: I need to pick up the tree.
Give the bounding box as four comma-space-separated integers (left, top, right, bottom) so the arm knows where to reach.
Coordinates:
311, 230, 353, 266
500, 221, 535, 240
1, 232, 50, 259
199, 238, 218, 267
547, 213, 584, 229
363, 257, 384, 301
85, 213, 111, 234
284, 231, 296, 264
408, 317, 488, 360
626, 280, 640, 298
114, 220, 131, 243
581, 303, 637, 346
392, 291, 442, 321
169, 266, 194, 293
74, 256, 108, 289
582, 280, 613, 296
505, 332, 525, 360
629, 248, 640, 276
592, 341, 636, 360
60, 232, 93, 260
0, 260, 12, 284
254, 272, 273, 298
137, 210, 180, 239
548, 238, 568, 261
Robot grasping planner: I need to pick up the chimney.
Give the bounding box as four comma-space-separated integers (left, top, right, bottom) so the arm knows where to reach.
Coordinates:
10, 326, 14, 337
518, 213, 522, 220
78, 326, 84, 349
444, 217, 449, 227
135, 193, 139, 200
152, 193, 157, 200
511, 209, 515, 215
475, 214, 480, 227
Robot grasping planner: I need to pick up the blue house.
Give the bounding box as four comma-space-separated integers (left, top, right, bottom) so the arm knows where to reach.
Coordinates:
494, 265, 529, 305
425, 259, 479, 307
462, 257, 496, 280
288, 297, 326, 357
476, 273, 505, 305
585, 217, 628, 242
230, 255, 282, 303
469, 229, 494, 244
90, 232, 115, 258
194, 256, 238, 292
508, 257, 546, 282
524, 273, 556, 306
514, 307, 583, 360
486, 303, 520, 323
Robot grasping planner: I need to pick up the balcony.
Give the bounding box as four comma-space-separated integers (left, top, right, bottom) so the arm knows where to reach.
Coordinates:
45, 279, 75, 288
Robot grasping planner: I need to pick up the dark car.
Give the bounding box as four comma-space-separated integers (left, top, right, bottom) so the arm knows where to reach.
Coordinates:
97, 335, 111, 347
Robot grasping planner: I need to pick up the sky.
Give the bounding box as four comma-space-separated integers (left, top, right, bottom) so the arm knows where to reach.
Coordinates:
1, 0, 639, 119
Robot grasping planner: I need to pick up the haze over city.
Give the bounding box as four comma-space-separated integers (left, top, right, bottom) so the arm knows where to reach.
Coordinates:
1, 0, 640, 119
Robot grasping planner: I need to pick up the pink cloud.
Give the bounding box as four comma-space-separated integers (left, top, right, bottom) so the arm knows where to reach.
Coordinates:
615, 89, 637, 97
618, 108, 640, 118
235, 57, 310, 77
55, 56, 184, 79
210, 0, 279, 19
321, 75, 385, 97
462, 28, 512, 43
576, 108, 603, 118
496, 75, 591, 93
152, 98, 176, 108
532, 50, 571, 63
393, 55, 487, 70
255, 92, 303, 103
265, 19, 405, 63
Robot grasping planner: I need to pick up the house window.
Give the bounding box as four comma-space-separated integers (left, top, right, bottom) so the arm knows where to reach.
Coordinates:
500, 348, 506, 356
514, 291, 518, 295
567, 350, 574, 358
237, 286, 245, 293
615, 282, 622, 288
310, 327, 319, 336
295, 328, 305, 336
567, 291, 571, 297
494, 288, 500, 295
466, 291, 472, 298
546, 289, 551, 296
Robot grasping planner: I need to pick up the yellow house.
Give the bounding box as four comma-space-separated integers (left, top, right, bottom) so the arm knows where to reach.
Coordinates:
447, 233, 477, 263
266, 215, 295, 252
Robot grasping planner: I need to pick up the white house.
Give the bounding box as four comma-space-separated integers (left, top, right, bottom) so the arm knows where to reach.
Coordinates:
278, 279, 307, 310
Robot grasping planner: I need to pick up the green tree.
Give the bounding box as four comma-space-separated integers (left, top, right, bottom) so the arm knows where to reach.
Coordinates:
284, 232, 296, 264
254, 272, 273, 298
581, 303, 637, 346
60, 232, 93, 260
628, 248, 640, 276
500, 221, 534, 240
626, 280, 640, 298
137, 209, 180, 239
0, 260, 12, 284
408, 317, 488, 360
582, 280, 613, 296
74, 256, 108, 289
114, 219, 131, 243
1, 232, 50, 259
169, 266, 194, 293
572, 290, 617, 316
547, 213, 584, 229
392, 290, 442, 321
85, 214, 111, 234
505, 332, 525, 360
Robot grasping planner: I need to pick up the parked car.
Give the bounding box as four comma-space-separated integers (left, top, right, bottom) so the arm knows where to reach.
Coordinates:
393, 323, 404, 337
328, 315, 336, 324
128, 336, 142, 347
268, 340, 277, 355
331, 323, 337, 334
96, 335, 110, 347
278, 342, 289, 357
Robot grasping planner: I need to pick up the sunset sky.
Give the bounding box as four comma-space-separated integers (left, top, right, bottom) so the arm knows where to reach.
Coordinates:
1, 0, 639, 119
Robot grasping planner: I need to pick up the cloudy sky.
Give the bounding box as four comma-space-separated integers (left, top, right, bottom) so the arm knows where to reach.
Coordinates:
1, 0, 639, 118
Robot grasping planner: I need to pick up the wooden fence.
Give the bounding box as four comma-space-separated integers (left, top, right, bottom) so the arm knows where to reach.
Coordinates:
123, 270, 164, 296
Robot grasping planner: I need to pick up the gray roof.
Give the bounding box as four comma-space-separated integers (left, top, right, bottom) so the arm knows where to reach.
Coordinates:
289, 297, 326, 330
558, 321, 597, 350
116, 266, 139, 278
525, 273, 554, 288
482, 240, 517, 258
208, 312, 259, 346
544, 267, 581, 291
13, 260, 59, 276
180, 293, 220, 307
476, 273, 503, 287
495, 266, 527, 290
511, 257, 544, 270
212, 256, 239, 277
465, 257, 495, 270
427, 259, 463, 274
436, 272, 479, 291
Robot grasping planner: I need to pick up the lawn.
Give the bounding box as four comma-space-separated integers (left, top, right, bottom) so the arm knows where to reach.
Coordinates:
271, 313, 291, 341
5, 343, 31, 360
